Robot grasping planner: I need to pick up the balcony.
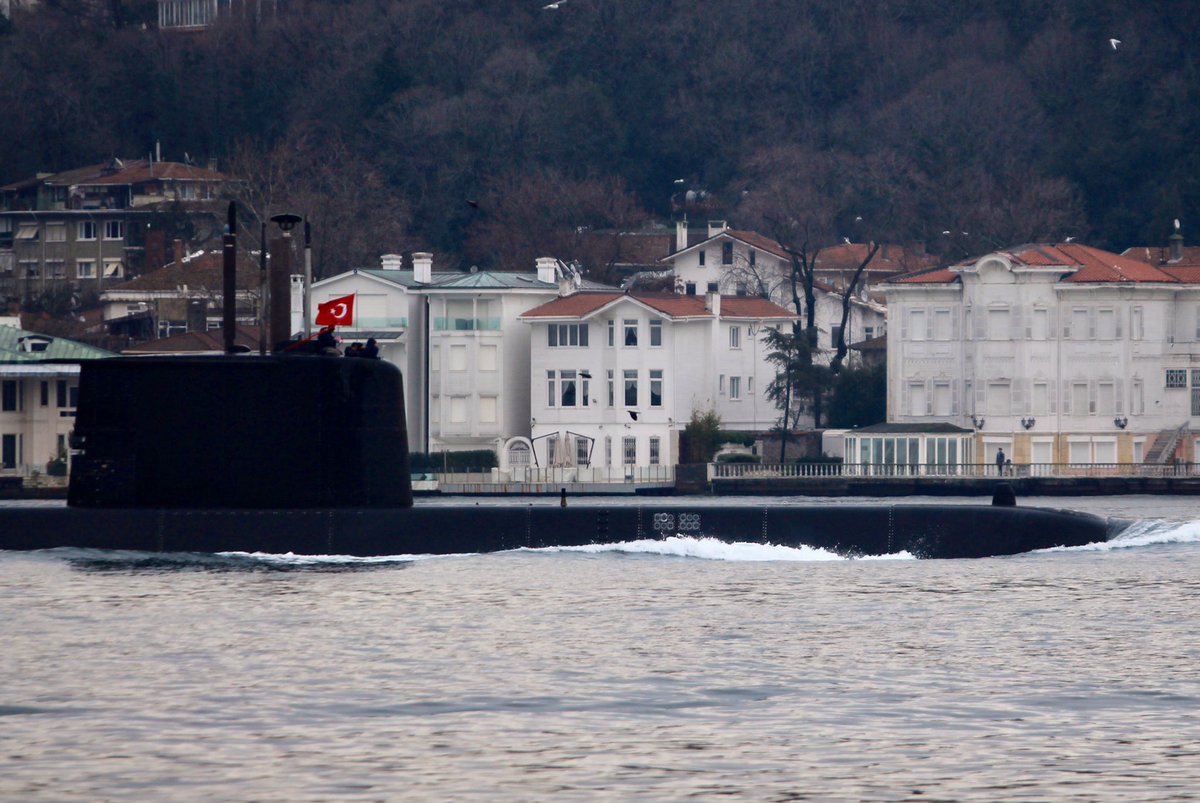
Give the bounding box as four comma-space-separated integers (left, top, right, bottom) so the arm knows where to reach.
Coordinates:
434, 317, 501, 332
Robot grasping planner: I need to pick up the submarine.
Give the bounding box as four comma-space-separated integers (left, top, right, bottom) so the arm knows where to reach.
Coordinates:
0, 202, 1113, 559
0, 353, 1114, 559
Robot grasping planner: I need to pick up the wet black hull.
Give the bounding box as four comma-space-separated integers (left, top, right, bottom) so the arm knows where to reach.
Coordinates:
0, 503, 1112, 559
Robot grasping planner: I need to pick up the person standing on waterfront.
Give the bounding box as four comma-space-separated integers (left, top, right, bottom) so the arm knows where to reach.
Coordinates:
995, 448, 1006, 475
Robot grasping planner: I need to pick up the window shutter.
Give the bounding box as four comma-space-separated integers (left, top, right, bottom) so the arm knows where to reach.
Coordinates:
1049, 307, 1058, 341
901, 381, 910, 417
1025, 310, 1033, 340
1010, 305, 1024, 340
1012, 379, 1024, 414
926, 312, 934, 340
925, 381, 933, 415
1088, 309, 1097, 340
1049, 380, 1057, 413
952, 380, 960, 415
1061, 380, 1071, 414
952, 310, 960, 340
1115, 378, 1124, 414
900, 309, 907, 341
1089, 381, 1098, 414
1116, 310, 1123, 339
976, 382, 986, 412
1167, 305, 1175, 343
974, 308, 986, 340
1063, 313, 1071, 339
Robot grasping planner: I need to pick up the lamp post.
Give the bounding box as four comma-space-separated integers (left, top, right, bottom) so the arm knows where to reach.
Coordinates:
1114, 416, 1128, 429
1021, 416, 1035, 430
268, 212, 302, 351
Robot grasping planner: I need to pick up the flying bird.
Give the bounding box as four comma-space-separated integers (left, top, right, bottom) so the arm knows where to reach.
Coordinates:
543, 0, 565, 8
842, 237, 851, 245
1175, 218, 1182, 231
1109, 38, 1121, 50
465, 199, 479, 209
628, 411, 639, 421
942, 230, 951, 236
1065, 236, 1076, 242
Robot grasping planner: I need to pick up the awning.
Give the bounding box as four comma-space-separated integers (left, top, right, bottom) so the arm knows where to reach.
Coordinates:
15, 224, 38, 240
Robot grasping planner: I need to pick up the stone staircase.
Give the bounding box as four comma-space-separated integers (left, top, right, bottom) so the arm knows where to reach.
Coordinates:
1144, 423, 1190, 463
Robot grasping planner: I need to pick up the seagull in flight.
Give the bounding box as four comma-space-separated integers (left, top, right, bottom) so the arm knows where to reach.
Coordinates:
1109, 38, 1121, 50
843, 237, 851, 245
544, 0, 566, 8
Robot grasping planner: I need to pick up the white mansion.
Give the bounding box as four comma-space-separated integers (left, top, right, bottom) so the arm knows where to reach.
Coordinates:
883, 241, 1200, 467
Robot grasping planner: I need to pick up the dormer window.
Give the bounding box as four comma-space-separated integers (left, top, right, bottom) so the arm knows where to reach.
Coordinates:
18, 335, 52, 353
722, 242, 733, 265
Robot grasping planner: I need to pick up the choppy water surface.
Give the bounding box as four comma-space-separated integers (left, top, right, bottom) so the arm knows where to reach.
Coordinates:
3, 495, 1200, 801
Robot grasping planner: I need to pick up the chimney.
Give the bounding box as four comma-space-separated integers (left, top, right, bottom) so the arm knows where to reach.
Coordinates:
1170, 230, 1184, 263
380, 253, 404, 271
705, 291, 721, 316
536, 257, 558, 284
413, 252, 433, 284
707, 220, 727, 238
675, 219, 688, 253
173, 238, 184, 267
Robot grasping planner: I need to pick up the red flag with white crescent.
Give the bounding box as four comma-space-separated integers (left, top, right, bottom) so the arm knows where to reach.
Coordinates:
315, 293, 355, 327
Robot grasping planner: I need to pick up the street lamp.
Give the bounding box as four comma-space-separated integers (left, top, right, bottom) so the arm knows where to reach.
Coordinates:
1114, 416, 1128, 429
1021, 417, 1035, 430
972, 415, 985, 430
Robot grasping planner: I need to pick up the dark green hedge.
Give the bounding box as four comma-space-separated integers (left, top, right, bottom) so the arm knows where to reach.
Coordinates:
409, 450, 498, 471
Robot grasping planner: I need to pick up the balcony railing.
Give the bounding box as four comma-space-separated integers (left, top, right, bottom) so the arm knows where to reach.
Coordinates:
416, 465, 676, 484
433, 317, 501, 331
710, 462, 1200, 479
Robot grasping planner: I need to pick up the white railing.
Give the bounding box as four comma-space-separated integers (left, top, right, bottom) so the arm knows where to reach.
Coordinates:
420, 466, 676, 485
711, 462, 1200, 480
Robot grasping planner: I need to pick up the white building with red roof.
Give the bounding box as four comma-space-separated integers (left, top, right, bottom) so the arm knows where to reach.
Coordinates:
518, 290, 797, 473
883, 242, 1200, 469
658, 220, 887, 363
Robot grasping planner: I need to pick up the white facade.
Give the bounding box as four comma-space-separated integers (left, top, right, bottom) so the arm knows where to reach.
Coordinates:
311, 254, 566, 455
662, 222, 888, 365
883, 243, 1200, 465
520, 291, 796, 470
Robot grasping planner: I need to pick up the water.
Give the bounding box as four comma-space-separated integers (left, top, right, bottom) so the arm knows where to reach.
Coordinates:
3, 496, 1200, 801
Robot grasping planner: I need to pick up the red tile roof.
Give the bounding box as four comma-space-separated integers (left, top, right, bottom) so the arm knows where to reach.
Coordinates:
123, 325, 262, 354
815, 242, 939, 274
520, 291, 796, 321
1121, 245, 1200, 269
888, 243, 1184, 285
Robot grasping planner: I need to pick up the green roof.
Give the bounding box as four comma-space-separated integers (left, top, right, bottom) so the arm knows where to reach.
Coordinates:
0, 325, 116, 362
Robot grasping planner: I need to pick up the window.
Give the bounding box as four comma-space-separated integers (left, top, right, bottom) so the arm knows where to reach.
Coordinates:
1132, 307, 1144, 340
56, 380, 67, 408
830, 325, 842, 349
719, 374, 725, 394
1033, 382, 1048, 415
20, 261, 39, 278
40, 381, 48, 407
76, 260, 96, 279
1, 434, 16, 470
548, 370, 588, 407
933, 309, 952, 340
650, 369, 662, 407
479, 396, 497, 423
1098, 309, 1116, 340
576, 437, 590, 466
15, 223, 38, 241
624, 369, 638, 406
1070, 308, 1089, 340
607, 369, 614, 406
650, 319, 662, 346
1098, 382, 1115, 416
607, 320, 615, 347
909, 309, 926, 341
623, 437, 636, 466
987, 308, 1010, 340
650, 437, 661, 465
748, 376, 754, 394
685, 282, 696, 296
698, 250, 706, 266
549, 323, 589, 347
729, 376, 741, 400
1031, 308, 1049, 340
623, 319, 638, 346
1167, 369, 1187, 388
104, 220, 123, 240
707, 281, 719, 293
102, 259, 123, 278
78, 221, 97, 241
449, 345, 466, 371
2, 380, 18, 411
749, 250, 756, 267
730, 325, 741, 349
479, 344, 497, 371
560, 370, 577, 407
45, 224, 66, 242
450, 396, 467, 423
722, 241, 733, 265
46, 260, 65, 278
736, 281, 747, 297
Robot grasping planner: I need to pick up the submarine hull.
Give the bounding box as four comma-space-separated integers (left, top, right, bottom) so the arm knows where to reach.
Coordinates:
0, 502, 1111, 559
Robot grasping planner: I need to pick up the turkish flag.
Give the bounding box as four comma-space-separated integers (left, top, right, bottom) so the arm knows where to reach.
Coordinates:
315, 294, 355, 327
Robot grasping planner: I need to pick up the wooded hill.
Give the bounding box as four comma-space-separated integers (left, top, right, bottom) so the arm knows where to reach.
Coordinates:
2, 0, 1197, 277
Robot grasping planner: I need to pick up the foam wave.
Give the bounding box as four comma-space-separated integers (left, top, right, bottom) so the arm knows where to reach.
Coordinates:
524, 535, 915, 562
1044, 518, 1200, 553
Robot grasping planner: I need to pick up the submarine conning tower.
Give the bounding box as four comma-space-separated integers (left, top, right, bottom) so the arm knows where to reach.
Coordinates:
67, 355, 413, 510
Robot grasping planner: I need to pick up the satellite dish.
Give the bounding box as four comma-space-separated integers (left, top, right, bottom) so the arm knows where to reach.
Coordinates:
470, 265, 479, 273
